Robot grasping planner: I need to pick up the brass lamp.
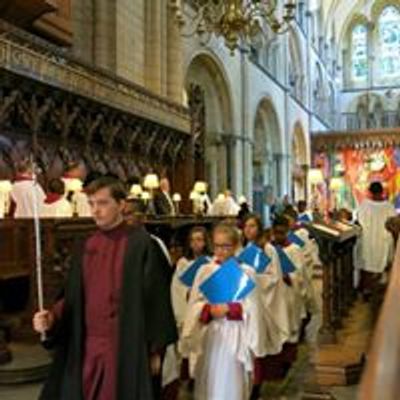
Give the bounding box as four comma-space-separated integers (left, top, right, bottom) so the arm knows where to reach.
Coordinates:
170, 0, 297, 54
172, 193, 182, 215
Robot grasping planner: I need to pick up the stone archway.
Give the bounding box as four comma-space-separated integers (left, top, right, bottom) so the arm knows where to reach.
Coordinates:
252, 98, 282, 220
292, 121, 309, 202
185, 52, 234, 197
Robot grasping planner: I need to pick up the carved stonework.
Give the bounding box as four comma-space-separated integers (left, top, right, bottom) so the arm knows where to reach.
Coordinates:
188, 84, 206, 181
0, 75, 191, 183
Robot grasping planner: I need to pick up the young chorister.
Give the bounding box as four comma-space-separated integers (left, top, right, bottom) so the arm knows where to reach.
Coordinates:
171, 226, 212, 330
240, 214, 292, 398
164, 227, 212, 398
181, 223, 266, 400
271, 216, 307, 344
284, 206, 322, 343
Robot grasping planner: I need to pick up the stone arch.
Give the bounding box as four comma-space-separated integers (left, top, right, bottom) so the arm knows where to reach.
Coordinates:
252, 98, 282, 219
184, 51, 234, 197
292, 122, 309, 202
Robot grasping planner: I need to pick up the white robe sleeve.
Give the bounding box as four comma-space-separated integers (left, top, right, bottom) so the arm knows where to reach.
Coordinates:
171, 257, 191, 330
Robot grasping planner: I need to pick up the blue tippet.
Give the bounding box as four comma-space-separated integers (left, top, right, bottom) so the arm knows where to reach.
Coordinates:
275, 246, 297, 274
237, 243, 271, 273
199, 257, 256, 304
298, 214, 311, 223
288, 231, 306, 248
179, 255, 211, 288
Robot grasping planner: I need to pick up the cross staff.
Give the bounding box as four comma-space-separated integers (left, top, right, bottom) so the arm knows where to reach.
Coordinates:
30, 156, 46, 342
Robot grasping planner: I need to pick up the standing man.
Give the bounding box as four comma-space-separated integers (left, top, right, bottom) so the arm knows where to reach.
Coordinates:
154, 177, 175, 216
355, 181, 396, 299
33, 177, 177, 400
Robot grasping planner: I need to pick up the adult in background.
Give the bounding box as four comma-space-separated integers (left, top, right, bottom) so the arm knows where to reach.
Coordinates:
33, 176, 177, 400
355, 181, 396, 299
154, 177, 175, 216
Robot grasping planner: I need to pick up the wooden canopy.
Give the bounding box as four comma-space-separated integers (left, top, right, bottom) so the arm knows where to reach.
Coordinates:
312, 129, 400, 152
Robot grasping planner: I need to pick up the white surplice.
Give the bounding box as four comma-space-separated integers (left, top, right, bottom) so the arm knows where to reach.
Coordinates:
41, 198, 73, 218
355, 199, 396, 273
181, 260, 266, 400
73, 191, 92, 217
241, 243, 288, 355
10, 180, 46, 218
290, 229, 320, 310
274, 243, 307, 343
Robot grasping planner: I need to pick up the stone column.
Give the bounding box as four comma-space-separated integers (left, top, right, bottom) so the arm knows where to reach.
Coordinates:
167, 6, 184, 103
71, 0, 94, 63
145, 0, 162, 95
93, 0, 116, 71
115, 0, 141, 83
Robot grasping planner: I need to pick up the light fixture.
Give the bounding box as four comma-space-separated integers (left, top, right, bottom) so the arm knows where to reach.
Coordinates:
172, 193, 182, 214
129, 184, 143, 199
308, 168, 324, 185
172, 193, 182, 202
141, 191, 151, 202
329, 177, 343, 191
143, 174, 160, 190
170, 0, 297, 54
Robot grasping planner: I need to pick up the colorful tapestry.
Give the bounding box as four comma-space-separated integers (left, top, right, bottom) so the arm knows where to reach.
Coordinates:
314, 147, 400, 208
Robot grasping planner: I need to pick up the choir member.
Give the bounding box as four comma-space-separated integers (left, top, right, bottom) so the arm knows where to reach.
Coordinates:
33, 176, 177, 400
181, 223, 266, 400
10, 160, 45, 218
41, 178, 73, 218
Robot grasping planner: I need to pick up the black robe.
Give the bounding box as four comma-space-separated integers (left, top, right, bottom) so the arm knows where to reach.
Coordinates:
39, 225, 177, 400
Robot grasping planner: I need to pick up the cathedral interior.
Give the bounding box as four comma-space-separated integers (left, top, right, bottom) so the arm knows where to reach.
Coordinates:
0, 0, 400, 399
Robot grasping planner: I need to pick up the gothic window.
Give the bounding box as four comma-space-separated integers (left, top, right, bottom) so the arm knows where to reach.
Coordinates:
351, 24, 368, 81
378, 6, 400, 78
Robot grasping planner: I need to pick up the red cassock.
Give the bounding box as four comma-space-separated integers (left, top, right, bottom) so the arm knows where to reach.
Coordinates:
82, 226, 128, 400
45, 223, 178, 400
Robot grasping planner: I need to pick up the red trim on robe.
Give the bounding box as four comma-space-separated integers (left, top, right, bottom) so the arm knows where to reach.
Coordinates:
200, 304, 212, 324
14, 173, 33, 182
272, 239, 292, 248
45, 193, 62, 204
226, 302, 243, 320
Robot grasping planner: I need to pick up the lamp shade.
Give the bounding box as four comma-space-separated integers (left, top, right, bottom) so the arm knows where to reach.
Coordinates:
193, 181, 207, 193
308, 168, 324, 184
130, 184, 143, 198
189, 190, 200, 200
329, 177, 343, 191
143, 174, 160, 190
0, 180, 12, 193
172, 193, 182, 202
141, 191, 151, 201
64, 178, 83, 192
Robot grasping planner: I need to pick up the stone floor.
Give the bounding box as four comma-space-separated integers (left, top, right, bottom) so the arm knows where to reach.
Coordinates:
0, 382, 359, 400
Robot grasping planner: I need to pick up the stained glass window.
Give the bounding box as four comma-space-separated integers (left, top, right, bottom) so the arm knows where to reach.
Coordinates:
378, 6, 400, 78
351, 24, 368, 80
